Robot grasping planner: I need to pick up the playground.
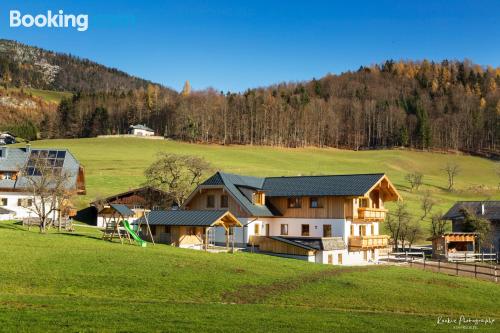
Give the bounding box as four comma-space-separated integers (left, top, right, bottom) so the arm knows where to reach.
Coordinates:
99, 204, 153, 247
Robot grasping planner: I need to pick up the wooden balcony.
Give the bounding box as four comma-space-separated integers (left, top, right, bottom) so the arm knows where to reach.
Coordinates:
356, 207, 388, 221
349, 235, 389, 249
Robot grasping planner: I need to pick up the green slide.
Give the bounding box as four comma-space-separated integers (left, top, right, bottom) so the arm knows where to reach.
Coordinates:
123, 220, 147, 247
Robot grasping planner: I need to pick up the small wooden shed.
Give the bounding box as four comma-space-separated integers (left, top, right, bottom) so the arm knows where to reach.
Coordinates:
135, 210, 242, 250
429, 232, 477, 259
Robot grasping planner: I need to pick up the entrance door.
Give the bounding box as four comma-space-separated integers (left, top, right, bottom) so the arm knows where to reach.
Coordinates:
265, 224, 270, 236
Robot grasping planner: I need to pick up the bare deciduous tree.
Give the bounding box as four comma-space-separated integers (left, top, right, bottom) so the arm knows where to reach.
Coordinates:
405, 172, 423, 192
386, 202, 412, 251
144, 153, 212, 206
429, 212, 447, 237
443, 162, 460, 191
25, 158, 73, 233
420, 191, 435, 221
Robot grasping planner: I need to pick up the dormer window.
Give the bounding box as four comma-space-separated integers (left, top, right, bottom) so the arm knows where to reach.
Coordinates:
310, 197, 320, 208
253, 191, 265, 205
206, 195, 215, 208
220, 195, 229, 208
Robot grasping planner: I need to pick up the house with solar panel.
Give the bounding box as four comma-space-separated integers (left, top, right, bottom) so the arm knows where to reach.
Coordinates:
0, 144, 86, 219
141, 171, 400, 265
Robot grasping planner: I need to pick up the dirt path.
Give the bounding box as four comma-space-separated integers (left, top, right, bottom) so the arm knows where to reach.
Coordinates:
222, 266, 377, 304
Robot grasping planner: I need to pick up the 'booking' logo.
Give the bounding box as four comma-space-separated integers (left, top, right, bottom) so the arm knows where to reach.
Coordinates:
10, 10, 89, 32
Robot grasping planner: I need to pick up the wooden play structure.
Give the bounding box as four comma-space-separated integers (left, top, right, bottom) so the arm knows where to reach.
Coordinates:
100, 204, 153, 246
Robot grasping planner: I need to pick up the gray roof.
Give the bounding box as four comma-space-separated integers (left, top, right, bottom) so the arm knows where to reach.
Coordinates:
135, 210, 229, 226
129, 124, 154, 132
262, 174, 385, 197
269, 236, 345, 251
0, 207, 14, 214
110, 204, 134, 217
199, 172, 386, 217
0, 147, 81, 191
443, 201, 500, 221
201, 172, 273, 217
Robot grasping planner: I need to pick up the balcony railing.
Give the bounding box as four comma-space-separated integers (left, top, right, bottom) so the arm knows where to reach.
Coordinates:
357, 207, 388, 221
349, 235, 389, 249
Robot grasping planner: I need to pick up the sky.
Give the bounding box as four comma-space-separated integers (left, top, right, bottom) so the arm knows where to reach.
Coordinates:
1, 0, 499, 92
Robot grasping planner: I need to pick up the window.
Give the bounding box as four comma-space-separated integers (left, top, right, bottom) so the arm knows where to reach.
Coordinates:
370, 224, 375, 235
253, 192, 265, 205
323, 225, 332, 237
338, 253, 343, 265
280, 224, 288, 235
350, 224, 355, 236
328, 254, 333, 264
206, 195, 215, 208
220, 195, 229, 208
360, 225, 367, 236
360, 198, 369, 208
301, 224, 310, 236
254, 223, 260, 235
310, 197, 320, 208
287, 197, 302, 208
0, 198, 7, 206
18, 198, 32, 207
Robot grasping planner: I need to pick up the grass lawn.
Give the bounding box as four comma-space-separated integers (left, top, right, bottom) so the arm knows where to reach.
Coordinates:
0, 220, 498, 332
24, 137, 500, 237
1, 87, 73, 103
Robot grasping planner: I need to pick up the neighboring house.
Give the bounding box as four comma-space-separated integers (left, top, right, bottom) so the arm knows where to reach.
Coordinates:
0, 145, 86, 219
90, 186, 172, 227
128, 124, 155, 136
443, 201, 500, 252
180, 172, 401, 265
0, 132, 16, 145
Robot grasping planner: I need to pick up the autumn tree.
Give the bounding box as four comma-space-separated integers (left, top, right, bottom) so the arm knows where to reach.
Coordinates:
144, 153, 212, 206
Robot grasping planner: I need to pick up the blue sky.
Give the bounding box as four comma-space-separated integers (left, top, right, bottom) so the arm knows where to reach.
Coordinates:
1, 0, 499, 92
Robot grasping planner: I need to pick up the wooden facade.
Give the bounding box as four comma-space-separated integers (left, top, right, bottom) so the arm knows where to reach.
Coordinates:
184, 188, 250, 217
267, 196, 345, 218
349, 235, 389, 249
256, 236, 315, 256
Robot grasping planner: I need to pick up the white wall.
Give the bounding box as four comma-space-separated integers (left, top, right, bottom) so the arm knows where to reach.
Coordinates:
259, 218, 346, 238
0, 192, 55, 220
132, 129, 154, 136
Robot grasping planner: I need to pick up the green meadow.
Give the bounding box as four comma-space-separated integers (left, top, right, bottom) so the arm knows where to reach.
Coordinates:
0, 220, 498, 332
25, 137, 500, 236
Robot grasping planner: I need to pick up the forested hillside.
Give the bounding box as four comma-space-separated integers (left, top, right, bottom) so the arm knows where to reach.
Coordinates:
1, 39, 499, 153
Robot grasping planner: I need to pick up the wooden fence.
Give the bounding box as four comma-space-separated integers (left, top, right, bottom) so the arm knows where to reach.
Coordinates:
408, 258, 498, 283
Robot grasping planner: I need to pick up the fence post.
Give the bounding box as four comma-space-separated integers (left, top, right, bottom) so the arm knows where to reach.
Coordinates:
464, 253, 467, 263
405, 251, 408, 262
474, 264, 477, 278
423, 255, 426, 269
438, 259, 440, 273
495, 266, 498, 283
456, 262, 459, 276
482, 252, 484, 262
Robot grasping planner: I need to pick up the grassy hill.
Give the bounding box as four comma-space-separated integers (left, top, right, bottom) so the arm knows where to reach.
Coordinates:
26, 137, 500, 237
0, 220, 498, 332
